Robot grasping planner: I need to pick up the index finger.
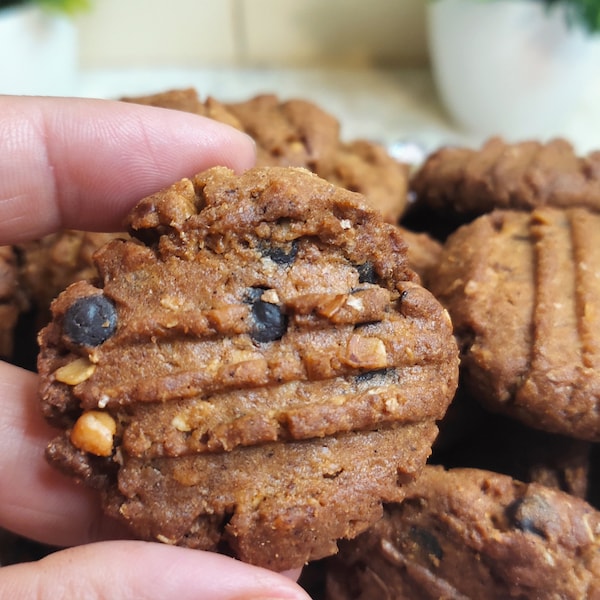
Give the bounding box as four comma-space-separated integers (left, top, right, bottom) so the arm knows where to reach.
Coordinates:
0, 95, 256, 244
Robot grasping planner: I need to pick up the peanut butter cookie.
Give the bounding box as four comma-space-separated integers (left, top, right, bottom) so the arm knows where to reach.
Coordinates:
38, 166, 459, 570
326, 466, 600, 600
429, 207, 600, 441
123, 88, 410, 223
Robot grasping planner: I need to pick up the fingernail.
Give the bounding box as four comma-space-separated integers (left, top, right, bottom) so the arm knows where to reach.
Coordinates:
232, 597, 298, 600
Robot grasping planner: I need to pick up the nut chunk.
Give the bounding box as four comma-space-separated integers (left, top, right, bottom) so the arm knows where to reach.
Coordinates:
38, 166, 458, 571
70, 411, 116, 457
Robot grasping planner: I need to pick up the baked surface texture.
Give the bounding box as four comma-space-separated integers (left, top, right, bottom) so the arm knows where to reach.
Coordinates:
428, 207, 600, 441
395, 226, 442, 287
410, 137, 600, 218
436, 410, 592, 499
0, 245, 26, 359
326, 466, 600, 600
17, 231, 126, 320
38, 166, 458, 570
122, 88, 410, 223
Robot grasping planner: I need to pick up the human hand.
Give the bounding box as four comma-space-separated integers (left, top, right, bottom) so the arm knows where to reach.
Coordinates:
0, 95, 311, 600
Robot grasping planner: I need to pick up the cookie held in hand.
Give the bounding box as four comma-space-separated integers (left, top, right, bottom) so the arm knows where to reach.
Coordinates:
38, 166, 459, 570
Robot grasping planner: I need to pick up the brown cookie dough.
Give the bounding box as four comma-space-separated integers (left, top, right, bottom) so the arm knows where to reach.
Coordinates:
17, 230, 127, 322
395, 226, 442, 286
326, 466, 600, 600
435, 410, 592, 500
38, 166, 459, 570
0, 245, 28, 360
122, 88, 410, 223
410, 137, 600, 222
428, 207, 600, 441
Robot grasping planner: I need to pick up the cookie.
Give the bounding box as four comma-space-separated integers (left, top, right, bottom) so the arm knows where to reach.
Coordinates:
395, 226, 442, 287
436, 411, 592, 500
225, 93, 341, 170
225, 95, 410, 222
409, 137, 600, 225
121, 87, 206, 114
326, 465, 600, 600
323, 140, 412, 228
38, 166, 459, 570
428, 207, 600, 441
123, 88, 410, 223
17, 230, 126, 322
0, 245, 28, 360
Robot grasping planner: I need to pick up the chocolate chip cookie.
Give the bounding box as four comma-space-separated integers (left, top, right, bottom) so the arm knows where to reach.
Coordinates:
17, 230, 126, 322
428, 207, 600, 441
326, 466, 600, 600
0, 245, 27, 360
410, 137, 600, 224
123, 88, 410, 223
38, 166, 459, 570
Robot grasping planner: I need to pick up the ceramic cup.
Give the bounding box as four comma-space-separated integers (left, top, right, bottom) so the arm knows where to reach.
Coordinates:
0, 4, 78, 96
427, 0, 597, 139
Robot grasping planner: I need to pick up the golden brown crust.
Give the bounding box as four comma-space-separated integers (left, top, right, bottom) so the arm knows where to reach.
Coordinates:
38, 166, 458, 570
410, 137, 600, 219
326, 466, 600, 600
429, 207, 600, 441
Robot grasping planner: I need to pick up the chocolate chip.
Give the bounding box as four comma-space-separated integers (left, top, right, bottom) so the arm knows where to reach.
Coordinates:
262, 240, 298, 266
355, 261, 377, 284
409, 525, 443, 563
355, 368, 394, 384
247, 288, 288, 343
63, 295, 117, 347
506, 495, 549, 539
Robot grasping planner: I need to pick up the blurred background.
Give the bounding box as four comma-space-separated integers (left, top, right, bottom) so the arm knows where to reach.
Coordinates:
76, 0, 428, 69
1, 0, 600, 153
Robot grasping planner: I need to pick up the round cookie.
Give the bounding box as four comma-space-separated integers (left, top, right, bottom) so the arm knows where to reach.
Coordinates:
123, 88, 410, 223
428, 207, 600, 441
326, 465, 600, 600
410, 137, 600, 221
0, 245, 28, 360
38, 166, 459, 571
17, 230, 126, 322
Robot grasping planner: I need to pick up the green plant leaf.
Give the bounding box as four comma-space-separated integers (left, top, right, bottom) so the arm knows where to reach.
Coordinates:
0, 0, 92, 15
431, 0, 600, 34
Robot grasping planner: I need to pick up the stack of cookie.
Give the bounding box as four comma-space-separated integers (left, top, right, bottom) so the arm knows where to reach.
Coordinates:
3, 91, 600, 598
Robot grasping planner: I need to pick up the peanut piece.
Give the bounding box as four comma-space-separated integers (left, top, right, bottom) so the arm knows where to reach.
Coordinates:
54, 357, 96, 385
345, 334, 388, 369
70, 410, 117, 457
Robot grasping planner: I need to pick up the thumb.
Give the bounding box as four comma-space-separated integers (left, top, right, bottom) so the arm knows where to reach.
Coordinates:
0, 540, 311, 600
